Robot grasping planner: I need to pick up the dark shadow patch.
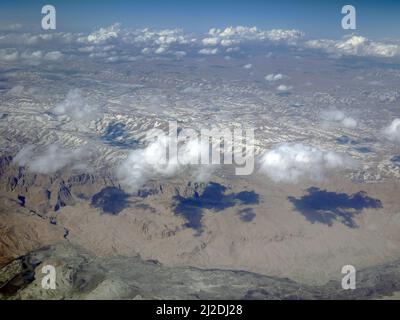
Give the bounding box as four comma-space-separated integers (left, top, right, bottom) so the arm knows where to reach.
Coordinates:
91, 187, 130, 215
173, 182, 259, 234
54, 199, 66, 212
336, 135, 350, 144
391, 155, 400, 164
238, 208, 256, 222
336, 135, 358, 145
276, 92, 291, 97
354, 146, 373, 153
17, 195, 25, 207
134, 203, 156, 213
101, 122, 139, 149
288, 187, 382, 228
63, 228, 69, 239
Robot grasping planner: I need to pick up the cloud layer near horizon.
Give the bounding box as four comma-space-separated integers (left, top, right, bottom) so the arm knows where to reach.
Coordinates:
2, 23, 400, 65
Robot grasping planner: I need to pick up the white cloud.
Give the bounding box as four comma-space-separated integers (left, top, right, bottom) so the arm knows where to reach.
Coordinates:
0, 49, 19, 62
117, 133, 213, 192
243, 63, 252, 69
44, 51, 63, 61
383, 118, 400, 142
53, 89, 100, 121
259, 143, 356, 183
226, 47, 240, 53
123, 28, 190, 48
220, 39, 238, 47
199, 48, 218, 55
277, 84, 292, 92
87, 23, 121, 44
13, 144, 91, 174
265, 73, 285, 81
202, 37, 219, 46
207, 26, 304, 46
174, 51, 186, 58
0, 48, 64, 64
155, 46, 167, 54
306, 35, 400, 58
320, 109, 358, 128
342, 117, 358, 128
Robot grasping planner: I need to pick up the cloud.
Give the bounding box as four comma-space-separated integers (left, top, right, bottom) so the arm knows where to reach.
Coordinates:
123, 27, 190, 47
87, 23, 121, 44
202, 37, 219, 46
306, 35, 400, 58
258, 143, 356, 183
0, 49, 19, 62
13, 144, 91, 174
199, 48, 218, 55
243, 63, 252, 69
0, 32, 77, 47
44, 51, 64, 61
53, 89, 100, 121
0, 48, 64, 64
383, 118, 400, 142
155, 46, 167, 54
277, 84, 292, 92
117, 133, 214, 192
265, 73, 285, 82
207, 26, 304, 45
3, 24, 400, 64
320, 109, 358, 128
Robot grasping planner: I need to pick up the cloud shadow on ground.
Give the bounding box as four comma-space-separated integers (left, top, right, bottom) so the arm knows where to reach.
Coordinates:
174, 182, 259, 234
288, 187, 382, 228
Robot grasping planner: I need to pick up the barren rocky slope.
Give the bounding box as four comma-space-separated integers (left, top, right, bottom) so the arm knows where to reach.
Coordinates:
1, 242, 400, 300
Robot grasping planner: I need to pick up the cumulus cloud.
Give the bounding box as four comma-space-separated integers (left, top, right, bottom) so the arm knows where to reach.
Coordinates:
277, 84, 292, 92
13, 144, 91, 174
320, 109, 358, 128
383, 118, 400, 142
199, 48, 218, 55
258, 143, 356, 183
243, 63, 252, 69
265, 73, 285, 82
0, 32, 77, 49
53, 89, 100, 121
87, 23, 121, 44
155, 46, 167, 54
0, 48, 64, 64
306, 35, 400, 58
207, 26, 304, 45
117, 133, 214, 192
202, 37, 219, 46
123, 28, 190, 49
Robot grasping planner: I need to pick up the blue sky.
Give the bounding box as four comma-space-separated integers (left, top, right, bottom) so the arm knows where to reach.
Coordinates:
1, 0, 399, 39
